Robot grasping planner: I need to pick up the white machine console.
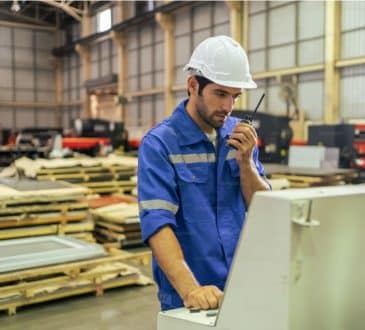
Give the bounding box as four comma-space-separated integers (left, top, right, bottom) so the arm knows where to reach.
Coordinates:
158, 185, 365, 330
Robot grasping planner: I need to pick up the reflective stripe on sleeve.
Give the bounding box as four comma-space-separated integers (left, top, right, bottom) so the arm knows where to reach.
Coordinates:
169, 153, 216, 164
139, 199, 179, 214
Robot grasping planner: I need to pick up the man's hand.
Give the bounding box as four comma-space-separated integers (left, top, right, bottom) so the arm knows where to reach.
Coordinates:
227, 122, 257, 164
183, 285, 223, 310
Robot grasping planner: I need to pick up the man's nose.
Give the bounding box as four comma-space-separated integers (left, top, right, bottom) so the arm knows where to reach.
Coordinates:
222, 95, 235, 112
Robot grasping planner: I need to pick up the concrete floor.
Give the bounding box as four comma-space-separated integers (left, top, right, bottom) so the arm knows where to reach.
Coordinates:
0, 250, 160, 330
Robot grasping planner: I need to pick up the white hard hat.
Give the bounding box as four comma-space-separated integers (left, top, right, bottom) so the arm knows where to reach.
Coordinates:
183, 35, 256, 89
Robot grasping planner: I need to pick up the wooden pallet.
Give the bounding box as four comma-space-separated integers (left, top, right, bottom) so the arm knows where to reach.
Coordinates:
0, 249, 152, 316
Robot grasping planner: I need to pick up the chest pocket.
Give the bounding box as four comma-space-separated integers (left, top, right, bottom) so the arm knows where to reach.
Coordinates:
175, 162, 208, 183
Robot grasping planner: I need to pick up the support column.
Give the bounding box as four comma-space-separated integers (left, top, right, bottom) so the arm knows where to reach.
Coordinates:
155, 12, 175, 117
324, 1, 340, 123
111, 31, 128, 122
54, 58, 63, 126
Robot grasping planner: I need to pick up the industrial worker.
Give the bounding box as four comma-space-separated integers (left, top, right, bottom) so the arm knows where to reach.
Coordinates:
138, 36, 270, 311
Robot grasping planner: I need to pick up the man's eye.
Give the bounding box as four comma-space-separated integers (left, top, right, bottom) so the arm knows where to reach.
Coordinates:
215, 91, 226, 97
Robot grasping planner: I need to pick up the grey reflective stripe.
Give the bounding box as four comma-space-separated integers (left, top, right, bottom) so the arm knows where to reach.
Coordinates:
139, 199, 178, 214
169, 153, 216, 164
226, 149, 237, 160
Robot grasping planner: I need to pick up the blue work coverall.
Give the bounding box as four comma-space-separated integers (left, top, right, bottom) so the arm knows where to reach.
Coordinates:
138, 99, 266, 310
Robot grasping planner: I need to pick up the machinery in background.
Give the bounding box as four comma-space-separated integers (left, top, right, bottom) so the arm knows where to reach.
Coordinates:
308, 123, 365, 182
63, 118, 128, 156
232, 110, 293, 164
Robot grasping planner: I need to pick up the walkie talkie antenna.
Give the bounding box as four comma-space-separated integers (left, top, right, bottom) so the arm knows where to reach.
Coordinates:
253, 93, 265, 114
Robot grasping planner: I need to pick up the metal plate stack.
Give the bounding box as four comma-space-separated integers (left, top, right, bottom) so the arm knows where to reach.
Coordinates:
15, 155, 138, 195
0, 178, 93, 241
91, 203, 142, 248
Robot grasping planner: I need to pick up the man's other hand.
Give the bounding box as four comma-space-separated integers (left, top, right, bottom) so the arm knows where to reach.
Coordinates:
183, 285, 223, 310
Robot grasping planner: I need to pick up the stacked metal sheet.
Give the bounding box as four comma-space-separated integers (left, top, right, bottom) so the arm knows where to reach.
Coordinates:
15, 155, 137, 195
0, 178, 93, 241
91, 203, 142, 248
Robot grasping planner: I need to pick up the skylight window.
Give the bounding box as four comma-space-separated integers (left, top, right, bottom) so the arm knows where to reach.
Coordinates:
97, 8, 111, 33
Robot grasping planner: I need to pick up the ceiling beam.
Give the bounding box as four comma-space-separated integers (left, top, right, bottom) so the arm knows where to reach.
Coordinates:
38, 0, 83, 21
0, 8, 53, 26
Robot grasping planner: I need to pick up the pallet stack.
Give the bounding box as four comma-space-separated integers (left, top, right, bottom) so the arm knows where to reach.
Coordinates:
15, 155, 138, 195
0, 236, 152, 316
91, 203, 142, 248
0, 178, 94, 241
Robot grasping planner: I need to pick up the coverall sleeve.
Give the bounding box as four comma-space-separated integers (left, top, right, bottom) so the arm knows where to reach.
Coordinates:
138, 134, 179, 243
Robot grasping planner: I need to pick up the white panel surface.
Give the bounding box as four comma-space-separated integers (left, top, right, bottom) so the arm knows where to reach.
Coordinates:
341, 30, 365, 59
269, 45, 295, 70
193, 4, 211, 30
125, 101, 138, 126
249, 13, 266, 51
249, 50, 266, 73
16, 109, 35, 128
299, 1, 324, 40
0, 108, 13, 128
269, 4, 296, 46
298, 39, 324, 65
175, 35, 191, 66
36, 31, 55, 50
141, 46, 152, 74
15, 48, 33, 67
155, 71, 164, 89
174, 9, 191, 36
128, 30, 138, 50
0, 46, 12, 66
0, 27, 11, 46
128, 76, 138, 92
0, 68, 12, 88
14, 29, 32, 48
15, 70, 34, 89
342, 1, 365, 31
90, 44, 99, 61
155, 25, 164, 43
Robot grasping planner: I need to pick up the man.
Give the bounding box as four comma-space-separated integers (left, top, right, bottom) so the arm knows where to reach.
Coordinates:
138, 36, 270, 311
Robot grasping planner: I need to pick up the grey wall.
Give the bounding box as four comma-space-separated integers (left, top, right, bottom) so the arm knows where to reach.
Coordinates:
0, 26, 56, 129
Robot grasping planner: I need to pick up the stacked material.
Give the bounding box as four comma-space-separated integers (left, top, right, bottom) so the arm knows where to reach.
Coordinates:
15, 155, 137, 195
0, 178, 93, 241
91, 203, 142, 248
0, 235, 152, 315
264, 164, 358, 188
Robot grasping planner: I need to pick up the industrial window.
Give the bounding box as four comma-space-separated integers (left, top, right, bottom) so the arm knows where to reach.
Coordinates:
97, 8, 111, 33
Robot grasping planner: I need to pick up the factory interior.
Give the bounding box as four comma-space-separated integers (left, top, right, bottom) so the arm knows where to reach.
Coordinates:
0, 1, 364, 329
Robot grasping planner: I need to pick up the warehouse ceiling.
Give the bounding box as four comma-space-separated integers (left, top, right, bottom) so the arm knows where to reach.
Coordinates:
0, 1, 109, 28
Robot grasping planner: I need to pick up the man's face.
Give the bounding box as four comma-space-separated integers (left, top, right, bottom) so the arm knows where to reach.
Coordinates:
195, 82, 242, 129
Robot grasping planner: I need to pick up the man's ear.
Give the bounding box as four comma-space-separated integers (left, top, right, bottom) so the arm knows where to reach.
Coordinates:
187, 76, 199, 96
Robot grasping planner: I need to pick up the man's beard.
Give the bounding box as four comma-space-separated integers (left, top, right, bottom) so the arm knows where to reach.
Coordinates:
196, 96, 226, 129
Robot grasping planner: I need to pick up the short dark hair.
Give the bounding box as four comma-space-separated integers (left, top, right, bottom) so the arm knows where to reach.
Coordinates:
187, 75, 214, 96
